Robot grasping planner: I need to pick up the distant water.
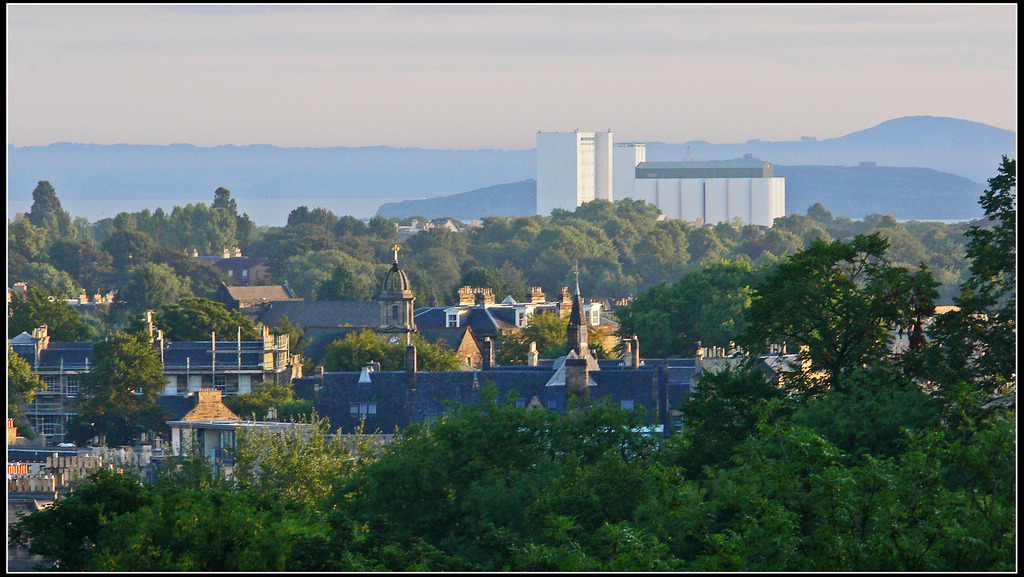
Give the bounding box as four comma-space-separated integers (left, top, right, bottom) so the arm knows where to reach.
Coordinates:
8, 196, 393, 227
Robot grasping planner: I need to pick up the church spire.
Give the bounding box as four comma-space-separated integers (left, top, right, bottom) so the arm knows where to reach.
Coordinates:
567, 266, 588, 357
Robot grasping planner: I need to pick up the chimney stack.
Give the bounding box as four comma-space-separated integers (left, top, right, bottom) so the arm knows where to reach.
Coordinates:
527, 341, 538, 366
482, 337, 494, 370
565, 357, 589, 395
405, 344, 417, 375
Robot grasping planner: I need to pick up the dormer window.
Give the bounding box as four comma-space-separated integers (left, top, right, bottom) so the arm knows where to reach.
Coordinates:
446, 308, 460, 328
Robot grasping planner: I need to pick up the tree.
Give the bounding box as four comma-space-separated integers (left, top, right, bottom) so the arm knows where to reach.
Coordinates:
497, 312, 569, 364
101, 229, 157, 271
117, 262, 193, 316
223, 382, 313, 422
924, 156, 1016, 407
212, 186, 238, 214
317, 260, 378, 301
48, 238, 117, 294
8, 343, 44, 425
616, 260, 758, 358
9, 469, 151, 571
8, 216, 48, 260
320, 331, 459, 372
739, 233, 938, 392
155, 296, 260, 342
15, 262, 82, 298
28, 180, 76, 243
66, 331, 169, 447
7, 286, 93, 340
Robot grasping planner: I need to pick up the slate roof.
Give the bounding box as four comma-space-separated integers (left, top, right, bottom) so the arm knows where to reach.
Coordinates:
218, 284, 301, 307
160, 340, 268, 371
416, 326, 477, 352
295, 364, 669, 435
300, 326, 373, 363
10, 340, 95, 370
414, 306, 517, 338
256, 300, 379, 329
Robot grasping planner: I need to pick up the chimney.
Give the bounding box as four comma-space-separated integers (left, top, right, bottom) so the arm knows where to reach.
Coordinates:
233, 247, 242, 258
458, 286, 475, 306
565, 357, 589, 395
405, 344, 417, 375
144, 310, 156, 339
527, 341, 538, 366
223, 248, 230, 259
630, 335, 640, 369
32, 325, 50, 365
482, 337, 494, 370
530, 286, 546, 303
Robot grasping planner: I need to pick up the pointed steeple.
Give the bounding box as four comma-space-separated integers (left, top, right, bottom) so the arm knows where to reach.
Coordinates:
567, 264, 588, 357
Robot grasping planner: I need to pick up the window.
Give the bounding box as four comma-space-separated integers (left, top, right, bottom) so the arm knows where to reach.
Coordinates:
446, 311, 459, 328
241, 269, 248, 278
546, 400, 558, 410
66, 376, 79, 396
226, 269, 233, 277
214, 374, 227, 392
515, 398, 526, 408
620, 400, 635, 411
350, 402, 377, 415
41, 375, 60, 393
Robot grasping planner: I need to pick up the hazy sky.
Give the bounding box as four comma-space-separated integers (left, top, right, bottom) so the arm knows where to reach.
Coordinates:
7, 4, 1017, 150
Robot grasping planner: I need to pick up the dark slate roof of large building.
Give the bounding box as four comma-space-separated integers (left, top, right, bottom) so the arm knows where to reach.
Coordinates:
157, 394, 199, 421
256, 300, 379, 330
414, 306, 517, 337
296, 364, 669, 435
9, 338, 95, 370
416, 326, 477, 352
301, 326, 373, 363
636, 159, 773, 179
160, 340, 268, 371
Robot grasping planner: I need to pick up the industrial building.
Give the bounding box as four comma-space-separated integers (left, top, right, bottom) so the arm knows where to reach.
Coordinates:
536, 130, 785, 227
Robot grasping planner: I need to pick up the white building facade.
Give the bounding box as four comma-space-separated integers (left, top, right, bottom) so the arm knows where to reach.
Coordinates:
538, 128, 785, 227
536, 130, 613, 215
631, 161, 786, 227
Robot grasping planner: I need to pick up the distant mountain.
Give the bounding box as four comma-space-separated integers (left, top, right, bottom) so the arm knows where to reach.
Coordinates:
646, 116, 1015, 184
7, 116, 1012, 226
376, 180, 537, 221
376, 165, 985, 221
774, 164, 984, 220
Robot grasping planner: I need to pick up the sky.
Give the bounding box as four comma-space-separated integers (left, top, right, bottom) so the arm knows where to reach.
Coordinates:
7, 3, 1018, 150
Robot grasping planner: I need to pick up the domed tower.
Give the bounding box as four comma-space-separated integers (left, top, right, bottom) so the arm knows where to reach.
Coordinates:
379, 245, 416, 344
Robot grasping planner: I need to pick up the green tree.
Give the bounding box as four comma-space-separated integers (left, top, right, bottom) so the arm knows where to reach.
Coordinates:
28, 180, 77, 243
321, 330, 459, 372
66, 331, 168, 446
8, 216, 48, 260
739, 233, 937, 392
616, 260, 758, 357
223, 382, 313, 422
155, 296, 260, 341
117, 262, 193, 316
47, 238, 117, 294
497, 312, 569, 364
924, 156, 1016, 408
15, 262, 82, 298
9, 469, 151, 571
7, 286, 93, 340
8, 343, 44, 426
101, 229, 157, 271
316, 258, 379, 301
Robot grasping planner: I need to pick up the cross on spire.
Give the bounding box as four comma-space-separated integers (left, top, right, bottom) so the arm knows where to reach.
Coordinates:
573, 261, 580, 295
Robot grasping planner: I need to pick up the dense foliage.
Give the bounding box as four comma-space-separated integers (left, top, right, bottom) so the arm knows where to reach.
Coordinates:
9, 161, 1014, 571
8, 181, 979, 339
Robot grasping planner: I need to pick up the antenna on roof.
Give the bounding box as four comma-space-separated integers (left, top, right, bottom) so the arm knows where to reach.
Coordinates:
685, 146, 693, 161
